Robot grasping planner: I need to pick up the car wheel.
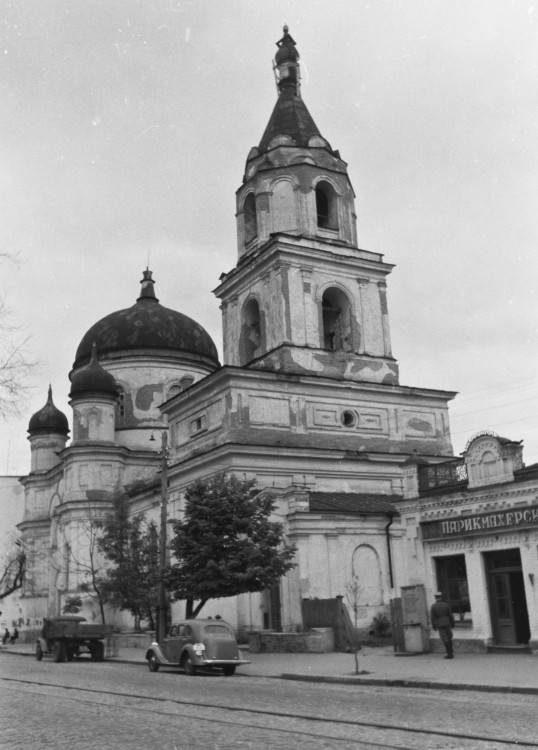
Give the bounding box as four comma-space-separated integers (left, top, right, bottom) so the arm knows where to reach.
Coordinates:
35, 643, 43, 661
53, 641, 66, 663
90, 641, 105, 661
222, 665, 236, 677
183, 655, 197, 676
66, 649, 74, 662
148, 654, 160, 672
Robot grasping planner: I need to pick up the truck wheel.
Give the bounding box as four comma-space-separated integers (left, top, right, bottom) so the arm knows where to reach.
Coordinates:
35, 643, 43, 661
91, 641, 105, 661
53, 641, 66, 663
148, 654, 159, 672
183, 655, 196, 676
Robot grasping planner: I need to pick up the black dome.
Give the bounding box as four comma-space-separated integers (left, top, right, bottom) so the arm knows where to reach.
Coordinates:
72, 270, 220, 370
28, 386, 69, 436
70, 344, 118, 399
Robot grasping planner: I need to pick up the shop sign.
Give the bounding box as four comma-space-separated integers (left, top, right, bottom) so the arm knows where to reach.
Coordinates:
421, 505, 538, 540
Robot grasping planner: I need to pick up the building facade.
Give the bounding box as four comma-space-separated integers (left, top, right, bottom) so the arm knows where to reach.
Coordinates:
21, 29, 533, 646
401, 432, 538, 652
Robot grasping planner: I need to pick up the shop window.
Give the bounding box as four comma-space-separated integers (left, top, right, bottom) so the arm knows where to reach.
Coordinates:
435, 554, 471, 622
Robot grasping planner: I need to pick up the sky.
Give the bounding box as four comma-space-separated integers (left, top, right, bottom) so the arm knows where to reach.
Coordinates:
0, 0, 537, 476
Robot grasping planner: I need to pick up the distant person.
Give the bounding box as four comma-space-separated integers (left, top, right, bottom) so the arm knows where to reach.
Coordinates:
430, 591, 455, 659
2, 628, 10, 645
10, 628, 19, 645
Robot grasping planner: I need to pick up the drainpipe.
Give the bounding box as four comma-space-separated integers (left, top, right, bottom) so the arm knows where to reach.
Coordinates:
385, 513, 394, 589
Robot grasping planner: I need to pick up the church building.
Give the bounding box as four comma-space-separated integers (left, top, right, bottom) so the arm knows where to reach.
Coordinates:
19, 28, 458, 637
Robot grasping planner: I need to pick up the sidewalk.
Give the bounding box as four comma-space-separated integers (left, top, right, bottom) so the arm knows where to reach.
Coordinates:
3, 642, 538, 695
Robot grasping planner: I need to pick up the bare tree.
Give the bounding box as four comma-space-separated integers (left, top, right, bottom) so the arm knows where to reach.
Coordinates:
0, 539, 26, 600
345, 575, 363, 675
51, 506, 110, 624
0, 253, 38, 418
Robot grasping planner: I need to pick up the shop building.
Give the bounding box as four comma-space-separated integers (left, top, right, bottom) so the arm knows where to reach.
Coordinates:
401, 431, 538, 653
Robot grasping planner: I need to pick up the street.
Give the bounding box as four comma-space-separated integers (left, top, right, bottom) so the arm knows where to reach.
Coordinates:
1, 653, 536, 749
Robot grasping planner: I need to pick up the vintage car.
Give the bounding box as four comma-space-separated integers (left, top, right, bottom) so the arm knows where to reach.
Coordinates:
146, 619, 249, 676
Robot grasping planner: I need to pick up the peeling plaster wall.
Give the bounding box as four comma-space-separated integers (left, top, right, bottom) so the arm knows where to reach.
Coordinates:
170, 371, 454, 461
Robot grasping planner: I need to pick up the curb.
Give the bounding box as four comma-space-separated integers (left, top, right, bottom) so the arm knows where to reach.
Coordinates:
279, 672, 538, 695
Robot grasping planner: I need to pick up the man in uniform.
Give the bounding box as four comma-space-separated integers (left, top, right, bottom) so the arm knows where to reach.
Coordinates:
430, 591, 455, 659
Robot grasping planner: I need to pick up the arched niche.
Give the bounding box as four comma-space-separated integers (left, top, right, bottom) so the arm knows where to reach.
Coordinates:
352, 544, 383, 606
239, 298, 264, 365
271, 179, 297, 233
321, 286, 353, 352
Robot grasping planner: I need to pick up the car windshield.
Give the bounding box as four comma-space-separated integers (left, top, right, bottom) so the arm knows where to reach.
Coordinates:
203, 624, 233, 637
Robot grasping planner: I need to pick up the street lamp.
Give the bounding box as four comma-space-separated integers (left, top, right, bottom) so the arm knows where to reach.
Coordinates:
150, 428, 169, 643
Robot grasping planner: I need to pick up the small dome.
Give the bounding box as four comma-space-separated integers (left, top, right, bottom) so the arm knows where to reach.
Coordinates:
28, 386, 69, 436
275, 27, 299, 64
72, 270, 219, 370
70, 344, 118, 400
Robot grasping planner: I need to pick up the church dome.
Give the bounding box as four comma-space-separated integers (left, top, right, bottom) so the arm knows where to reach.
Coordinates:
70, 343, 118, 399
28, 385, 69, 436
72, 270, 220, 370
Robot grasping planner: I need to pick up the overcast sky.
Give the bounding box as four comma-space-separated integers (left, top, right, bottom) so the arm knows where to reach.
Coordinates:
0, 0, 537, 476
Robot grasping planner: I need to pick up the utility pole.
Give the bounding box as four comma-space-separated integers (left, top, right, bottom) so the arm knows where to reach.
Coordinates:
152, 429, 169, 643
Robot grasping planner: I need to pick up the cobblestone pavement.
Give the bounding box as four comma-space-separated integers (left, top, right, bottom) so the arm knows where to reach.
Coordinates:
1, 654, 536, 749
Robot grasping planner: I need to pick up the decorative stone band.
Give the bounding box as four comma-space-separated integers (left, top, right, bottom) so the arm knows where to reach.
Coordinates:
421, 504, 538, 541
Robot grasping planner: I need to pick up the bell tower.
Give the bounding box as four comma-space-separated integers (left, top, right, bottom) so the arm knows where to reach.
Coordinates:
215, 28, 399, 385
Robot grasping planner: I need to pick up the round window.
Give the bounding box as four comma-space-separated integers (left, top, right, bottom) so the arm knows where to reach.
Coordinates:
341, 410, 356, 427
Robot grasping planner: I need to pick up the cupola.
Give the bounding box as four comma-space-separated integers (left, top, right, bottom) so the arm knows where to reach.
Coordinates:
70, 343, 118, 400
69, 344, 118, 445
28, 385, 69, 437
27, 386, 69, 473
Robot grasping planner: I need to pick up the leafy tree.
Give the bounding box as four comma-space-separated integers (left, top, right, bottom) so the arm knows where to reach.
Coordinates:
0, 539, 25, 600
168, 473, 296, 618
98, 493, 160, 631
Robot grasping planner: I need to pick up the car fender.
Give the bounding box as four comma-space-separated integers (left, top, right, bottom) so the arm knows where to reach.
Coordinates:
145, 642, 173, 666
181, 643, 206, 666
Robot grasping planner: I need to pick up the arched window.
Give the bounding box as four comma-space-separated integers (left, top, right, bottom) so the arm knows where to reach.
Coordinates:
239, 298, 263, 365
322, 287, 353, 352
167, 384, 182, 399
243, 193, 257, 245
315, 181, 338, 229
116, 386, 126, 428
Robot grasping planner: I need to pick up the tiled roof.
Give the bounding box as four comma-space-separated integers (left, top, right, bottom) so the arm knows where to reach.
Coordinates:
258, 88, 321, 153
309, 492, 401, 515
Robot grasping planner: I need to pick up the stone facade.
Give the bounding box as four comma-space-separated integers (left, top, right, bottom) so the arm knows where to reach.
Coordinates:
17, 28, 468, 640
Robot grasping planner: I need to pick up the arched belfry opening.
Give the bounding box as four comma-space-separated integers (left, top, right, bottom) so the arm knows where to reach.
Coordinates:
322, 287, 353, 352
243, 193, 258, 245
315, 181, 338, 230
239, 298, 264, 365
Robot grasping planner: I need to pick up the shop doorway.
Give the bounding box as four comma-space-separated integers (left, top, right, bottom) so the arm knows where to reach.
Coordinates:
485, 548, 530, 646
